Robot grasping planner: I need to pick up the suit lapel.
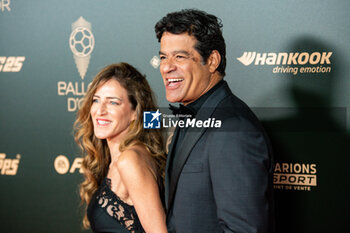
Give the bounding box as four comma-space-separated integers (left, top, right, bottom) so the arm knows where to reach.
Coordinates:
164, 126, 180, 209
167, 82, 232, 210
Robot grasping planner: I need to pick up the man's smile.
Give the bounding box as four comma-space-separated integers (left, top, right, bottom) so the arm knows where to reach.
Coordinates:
166, 78, 184, 89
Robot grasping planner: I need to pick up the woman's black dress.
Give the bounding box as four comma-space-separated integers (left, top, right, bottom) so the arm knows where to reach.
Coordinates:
87, 178, 145, 233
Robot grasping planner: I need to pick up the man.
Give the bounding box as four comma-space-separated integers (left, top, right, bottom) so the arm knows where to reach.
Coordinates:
155, 9, 275, 233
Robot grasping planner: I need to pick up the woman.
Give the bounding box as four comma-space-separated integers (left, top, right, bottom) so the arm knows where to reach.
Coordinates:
74, 63, 167, 233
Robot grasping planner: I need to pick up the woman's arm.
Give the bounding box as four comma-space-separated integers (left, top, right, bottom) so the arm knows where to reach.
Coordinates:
116, 149, 167, 233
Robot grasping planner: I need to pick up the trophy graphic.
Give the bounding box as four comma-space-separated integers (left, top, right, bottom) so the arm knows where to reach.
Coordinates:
69, 17, 95, 80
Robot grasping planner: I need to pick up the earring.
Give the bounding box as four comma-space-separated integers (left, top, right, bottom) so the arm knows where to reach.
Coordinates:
129, 120, 136, 129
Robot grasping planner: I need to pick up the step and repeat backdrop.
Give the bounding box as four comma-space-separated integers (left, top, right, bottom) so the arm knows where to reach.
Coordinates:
1, 1, 349, 232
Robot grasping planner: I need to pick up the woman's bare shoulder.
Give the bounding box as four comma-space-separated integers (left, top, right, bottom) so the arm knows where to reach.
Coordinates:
116, 144, 153, 172
116, 145, 155, 180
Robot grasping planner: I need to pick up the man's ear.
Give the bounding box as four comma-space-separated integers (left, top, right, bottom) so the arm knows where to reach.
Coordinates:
207, 50, 221, 73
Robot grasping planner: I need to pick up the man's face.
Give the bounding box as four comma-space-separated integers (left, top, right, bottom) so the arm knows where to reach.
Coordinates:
159, 32, 212, 104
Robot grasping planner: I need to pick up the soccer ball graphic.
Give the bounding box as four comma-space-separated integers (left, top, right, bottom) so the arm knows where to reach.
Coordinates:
69, 27, 95, 57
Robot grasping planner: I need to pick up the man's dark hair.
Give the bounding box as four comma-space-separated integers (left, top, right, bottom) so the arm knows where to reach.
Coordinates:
155, 9, 226, 77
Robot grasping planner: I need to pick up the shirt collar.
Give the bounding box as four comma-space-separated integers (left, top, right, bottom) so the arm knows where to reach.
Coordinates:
187, 79, 225, 115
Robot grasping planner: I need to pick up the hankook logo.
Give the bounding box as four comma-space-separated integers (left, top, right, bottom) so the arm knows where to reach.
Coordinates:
237, 52, 332, 66
237, 51, 332, 75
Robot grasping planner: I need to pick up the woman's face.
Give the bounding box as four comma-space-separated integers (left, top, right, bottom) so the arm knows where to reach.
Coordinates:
90, 79, 136, 143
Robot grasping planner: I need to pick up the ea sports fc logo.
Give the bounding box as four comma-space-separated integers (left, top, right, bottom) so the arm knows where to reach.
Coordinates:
0, 153, 20, 175
54, 155, 83, 174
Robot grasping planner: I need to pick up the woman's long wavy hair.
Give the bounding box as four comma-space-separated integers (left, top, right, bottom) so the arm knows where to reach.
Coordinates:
74, 63, 166, 228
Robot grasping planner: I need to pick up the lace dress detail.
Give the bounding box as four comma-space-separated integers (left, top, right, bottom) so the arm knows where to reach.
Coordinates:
95, 178, 145, 233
